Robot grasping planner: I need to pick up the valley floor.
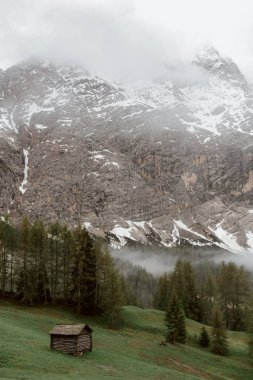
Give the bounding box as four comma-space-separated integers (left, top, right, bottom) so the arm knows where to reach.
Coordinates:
0, 302, 251, 380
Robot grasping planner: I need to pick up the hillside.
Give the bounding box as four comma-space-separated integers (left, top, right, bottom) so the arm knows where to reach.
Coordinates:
0, 302, 251, 379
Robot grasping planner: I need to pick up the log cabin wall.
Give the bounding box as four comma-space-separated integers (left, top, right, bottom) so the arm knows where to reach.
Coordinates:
77, 331, 92, 354
51, 335, 77, 354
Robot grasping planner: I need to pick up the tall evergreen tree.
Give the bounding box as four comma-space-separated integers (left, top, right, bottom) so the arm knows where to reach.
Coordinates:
171, 260, 186, 308
170, 260, 201, 321
183, 261, 202, 321
48, 221, 62, 302
18, 216, 31, 305
154, 273, 171, 311
16, 267, 37, 305
72, 225, 97, 314
0, 217, 9, 296
62, 225, 73, 302
5, 223, 18, 294
218, 262, 250, 330
30, 220, 49, 304
210, 304, 228, 355
96, 242, 125, 326
200, 271, 216, 324
165, 292, 186, 344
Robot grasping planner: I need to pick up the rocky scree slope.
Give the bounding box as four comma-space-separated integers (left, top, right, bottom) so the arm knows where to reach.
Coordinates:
0, 46, 253, 254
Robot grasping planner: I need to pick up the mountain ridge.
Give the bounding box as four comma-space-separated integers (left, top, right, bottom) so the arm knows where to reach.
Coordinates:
0, 47, 253, 255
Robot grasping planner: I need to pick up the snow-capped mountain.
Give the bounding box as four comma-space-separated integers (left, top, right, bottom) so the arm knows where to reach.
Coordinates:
0, 47, 253, 255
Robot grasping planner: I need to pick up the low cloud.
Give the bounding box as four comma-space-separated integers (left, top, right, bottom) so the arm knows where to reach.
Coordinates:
0, 0, 209, 84
0, 0, 253, 83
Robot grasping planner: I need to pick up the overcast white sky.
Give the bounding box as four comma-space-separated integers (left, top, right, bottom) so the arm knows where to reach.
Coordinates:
1, 0, 253, 82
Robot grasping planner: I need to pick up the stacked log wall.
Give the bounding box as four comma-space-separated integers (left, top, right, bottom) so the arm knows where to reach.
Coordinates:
77, 332, 92, 354
51, 335, 77, 354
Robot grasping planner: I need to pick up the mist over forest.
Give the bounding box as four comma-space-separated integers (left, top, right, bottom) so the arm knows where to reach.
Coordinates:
111, 244, 253, 276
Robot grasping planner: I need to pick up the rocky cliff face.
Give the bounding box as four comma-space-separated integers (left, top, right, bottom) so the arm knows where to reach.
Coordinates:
0, 47, 253, 254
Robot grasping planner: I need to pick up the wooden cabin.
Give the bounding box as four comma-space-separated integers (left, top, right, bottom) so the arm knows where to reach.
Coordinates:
50, 324, 93, 355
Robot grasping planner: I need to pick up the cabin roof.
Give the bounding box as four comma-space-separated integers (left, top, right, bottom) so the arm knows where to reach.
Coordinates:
50, 324, 93, 335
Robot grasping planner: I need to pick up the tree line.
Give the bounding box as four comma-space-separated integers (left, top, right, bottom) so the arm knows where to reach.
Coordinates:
154, 258, 253, 331
1, 216, 253, 354
156, 259, 253, 356
164, 292, 229, 355
0, 216, 130, 326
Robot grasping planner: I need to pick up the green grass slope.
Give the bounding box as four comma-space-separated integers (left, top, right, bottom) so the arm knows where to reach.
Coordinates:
0, 302, 252, 380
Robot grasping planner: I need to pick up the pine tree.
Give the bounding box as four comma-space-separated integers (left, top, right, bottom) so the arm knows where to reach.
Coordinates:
48, 221, 62, 302
183, 261, 202, 321
200, 271, 216, 324
171, 260, 186, 309
72, 225, 97, 314
0, 217, 9, 296
16, 267, 37, 305
5, 223, 18, 294
62, 225, 73, 302
96, 242, 124, 326
218, 262, 250, 330
199, 326, 210, 347
170, 260, 202, 322
18, 216, 31, 305
102, 270, 124, 327
165, 293, 186, 344
154, 273, 170, 311
210, 304, 228, 355
30, 220, 49, 304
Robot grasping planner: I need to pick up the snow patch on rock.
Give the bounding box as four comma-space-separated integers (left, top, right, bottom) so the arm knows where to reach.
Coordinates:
19, 149, 29, 194
209, 220, 253, 254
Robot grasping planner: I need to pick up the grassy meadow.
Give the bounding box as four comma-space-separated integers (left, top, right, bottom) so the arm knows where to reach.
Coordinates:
0, 301, 252, 380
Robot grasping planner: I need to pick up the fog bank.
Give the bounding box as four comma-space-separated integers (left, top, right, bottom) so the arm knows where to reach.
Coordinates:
111, 245, 253, 276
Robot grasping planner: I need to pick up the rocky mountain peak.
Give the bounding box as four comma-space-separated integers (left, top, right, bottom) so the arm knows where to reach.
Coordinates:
196, 45, 247, 87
